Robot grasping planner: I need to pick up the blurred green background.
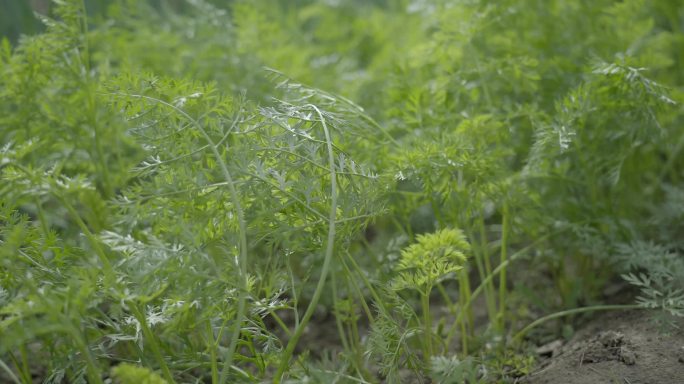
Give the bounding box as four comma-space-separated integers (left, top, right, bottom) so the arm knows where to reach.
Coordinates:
0, 0, 47, 41
0, 0, 230, 42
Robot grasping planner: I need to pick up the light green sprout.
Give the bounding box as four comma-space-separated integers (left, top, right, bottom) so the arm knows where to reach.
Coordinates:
393, 228, 470, 296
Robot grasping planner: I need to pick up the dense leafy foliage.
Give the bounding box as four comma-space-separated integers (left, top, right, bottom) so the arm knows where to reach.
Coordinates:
1, 0, 683, 383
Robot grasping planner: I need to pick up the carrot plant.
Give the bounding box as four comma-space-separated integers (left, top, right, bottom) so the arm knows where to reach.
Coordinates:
2, 0, 684, 383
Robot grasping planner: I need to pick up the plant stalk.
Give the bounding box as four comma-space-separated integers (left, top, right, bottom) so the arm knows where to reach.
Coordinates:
498, 201, 509, 336
512, 304, 642, 343
421, 288, 433, 363
274, 105, 338, 383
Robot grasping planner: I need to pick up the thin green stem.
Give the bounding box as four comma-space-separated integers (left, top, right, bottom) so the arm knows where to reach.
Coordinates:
344, 273, 371, 381
267, 310, 292, 337
63, 321, 103, 384
477, 214, 497, 326
498, 201, 509, 336
206, 321, 219, 384
129, 304, 175, 384
331, 270, 352, 354
19, 347, 30, 384
436, 283, 455, 313
7, 353, 26, 384
421, 288, 433, 363
78, 0, 91, 74
284, 252, 300, 328
0, 358, 21, 384
430, 197, 445, 229
200, 121, 248, 384
56, 194, 113, 276
105, 92, 248, 384
344, 252, 385, 323
512, 305, 642, 343
340, 252, 375, 324
34, 198, 50, 238
458, 271, 471, 354
445, 231, 557, 347
274, 105, 338, 383
79, 0, 113, 196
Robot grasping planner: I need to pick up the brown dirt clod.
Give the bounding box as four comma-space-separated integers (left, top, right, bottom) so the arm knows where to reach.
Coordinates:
522, 310, 684, 384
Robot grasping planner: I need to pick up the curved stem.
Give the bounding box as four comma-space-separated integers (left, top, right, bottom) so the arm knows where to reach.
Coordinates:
421, 288, 433, 363
340, 259, 374, 324
206, 321, 219, 384
193, 116, 248, 384
498, 201, 509, 336
343, 252, 381, 324
129, 304, 175, 384
445, 231, 557, 347
457, 272, 471, 354
57, 194, 113, 277
512, 304, 642, 343
331, 270, 351, 354
107, 92, 249, 383
0, 358, 21, 384
476, 214, 497, 329
274, 105, 338, 383
68, 327, 103, 384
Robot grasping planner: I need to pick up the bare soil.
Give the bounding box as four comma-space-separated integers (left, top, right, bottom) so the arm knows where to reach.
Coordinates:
522, 310, 684, 384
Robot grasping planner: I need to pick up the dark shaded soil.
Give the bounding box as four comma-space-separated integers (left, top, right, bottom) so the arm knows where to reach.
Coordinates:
522, 310, 684, 384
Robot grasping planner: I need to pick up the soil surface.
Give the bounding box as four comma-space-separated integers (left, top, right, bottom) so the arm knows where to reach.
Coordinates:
522, 310, 684, 384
